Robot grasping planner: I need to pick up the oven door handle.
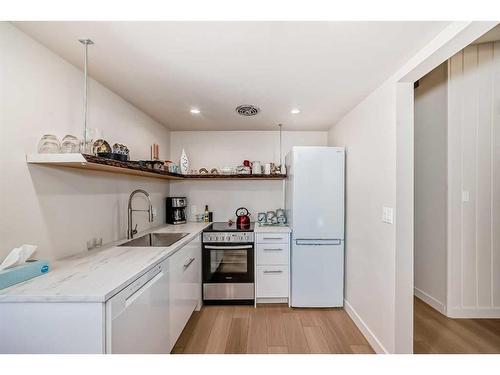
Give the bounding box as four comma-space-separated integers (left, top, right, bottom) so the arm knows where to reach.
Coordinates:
204, 245, 253, 250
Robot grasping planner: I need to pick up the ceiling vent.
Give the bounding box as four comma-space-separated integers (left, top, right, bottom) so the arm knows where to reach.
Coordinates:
236, 105, 260, 116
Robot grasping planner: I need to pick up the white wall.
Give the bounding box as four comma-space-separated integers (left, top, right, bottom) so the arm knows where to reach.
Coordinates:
413, 62, 448, 313
169, 131, 327, 221
447, 42, 500, 317
0, 22, 170, 261
328, 81, 397, 353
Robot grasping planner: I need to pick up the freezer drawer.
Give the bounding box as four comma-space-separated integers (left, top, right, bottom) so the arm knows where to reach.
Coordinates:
290, 242, 344, 307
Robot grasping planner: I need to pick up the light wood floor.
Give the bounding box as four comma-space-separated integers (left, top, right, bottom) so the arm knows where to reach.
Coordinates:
414, 297, 500, 353
171, 304, 374, 354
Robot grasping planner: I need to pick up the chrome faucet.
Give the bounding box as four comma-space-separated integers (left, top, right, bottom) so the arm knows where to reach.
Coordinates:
127, 189, 154, 239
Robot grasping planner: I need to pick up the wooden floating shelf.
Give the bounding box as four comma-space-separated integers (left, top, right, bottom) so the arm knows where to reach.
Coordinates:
182, 173, 286, 180
26, 154, 287, 181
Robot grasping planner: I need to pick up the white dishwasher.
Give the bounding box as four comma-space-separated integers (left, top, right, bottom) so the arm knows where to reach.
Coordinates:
105, 259, 170, 354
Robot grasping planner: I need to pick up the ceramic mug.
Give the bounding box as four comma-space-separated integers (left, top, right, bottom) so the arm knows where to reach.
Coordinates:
266, 210, 276, 223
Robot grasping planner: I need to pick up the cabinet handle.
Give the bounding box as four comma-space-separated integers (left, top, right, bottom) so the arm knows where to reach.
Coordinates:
183, 257, 195, 270
263, 248, 283, 251
263, 270, 283, 274
263, 237, 283, 240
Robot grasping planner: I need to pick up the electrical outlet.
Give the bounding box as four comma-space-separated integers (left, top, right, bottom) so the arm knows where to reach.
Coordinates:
382, 206, 394, 224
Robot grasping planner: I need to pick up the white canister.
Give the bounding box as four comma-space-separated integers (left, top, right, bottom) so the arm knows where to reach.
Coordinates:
252, 161, 262, 174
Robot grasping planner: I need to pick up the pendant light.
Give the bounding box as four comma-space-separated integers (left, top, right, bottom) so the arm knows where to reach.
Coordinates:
279, 123, 283, 174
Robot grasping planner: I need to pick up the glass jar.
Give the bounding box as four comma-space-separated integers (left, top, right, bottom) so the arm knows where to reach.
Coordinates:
60, 135, 80, 153
82, 128, 103, 154
37, 134, 61, 153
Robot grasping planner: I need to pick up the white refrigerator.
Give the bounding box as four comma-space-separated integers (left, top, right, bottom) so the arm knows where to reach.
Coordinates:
285, 146, 345, 307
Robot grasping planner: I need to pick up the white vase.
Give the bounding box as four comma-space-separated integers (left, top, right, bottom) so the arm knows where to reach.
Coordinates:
180, 148, 189, 174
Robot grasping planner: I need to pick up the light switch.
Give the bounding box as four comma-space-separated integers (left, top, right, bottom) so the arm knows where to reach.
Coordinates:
382, 206, 394, 224
462, 191, 470, 202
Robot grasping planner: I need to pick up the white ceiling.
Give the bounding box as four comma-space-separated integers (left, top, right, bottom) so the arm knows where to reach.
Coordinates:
14, 21, 449, 131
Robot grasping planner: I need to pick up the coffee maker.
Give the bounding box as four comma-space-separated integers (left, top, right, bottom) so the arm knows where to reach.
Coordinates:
166, 197, 187, 224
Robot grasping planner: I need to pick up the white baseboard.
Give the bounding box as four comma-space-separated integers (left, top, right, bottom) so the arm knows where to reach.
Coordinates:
343, 299, 388, 354
447, 307, 500, 318
414, 287, 446, 314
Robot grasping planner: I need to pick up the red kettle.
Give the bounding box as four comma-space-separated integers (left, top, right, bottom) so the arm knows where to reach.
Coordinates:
235, 207, 251, 228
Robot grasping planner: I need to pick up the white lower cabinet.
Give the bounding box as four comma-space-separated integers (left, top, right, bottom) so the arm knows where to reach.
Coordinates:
255, 231, 290, 303
0, 233, 202, 354
168, 234, 202, 351
256, 265, 289, 298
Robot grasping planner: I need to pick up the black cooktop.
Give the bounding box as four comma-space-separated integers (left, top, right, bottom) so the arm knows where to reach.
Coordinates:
204, 221, 255, 232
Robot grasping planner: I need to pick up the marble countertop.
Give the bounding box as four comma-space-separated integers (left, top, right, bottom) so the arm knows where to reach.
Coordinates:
254, 224, 291, 233
0, 222, 211, 303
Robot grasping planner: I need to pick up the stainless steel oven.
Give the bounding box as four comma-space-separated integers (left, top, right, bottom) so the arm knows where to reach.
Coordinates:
202, 224, 254, 305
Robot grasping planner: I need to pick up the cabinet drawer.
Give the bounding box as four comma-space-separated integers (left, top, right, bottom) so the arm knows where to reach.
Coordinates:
256, 243, 289, 265
256, 232, 290, 244
256, 265, 288, 298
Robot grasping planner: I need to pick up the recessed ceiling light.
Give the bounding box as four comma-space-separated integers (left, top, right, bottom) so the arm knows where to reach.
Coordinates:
190, 108, 200, 114
291, 108, 301, 114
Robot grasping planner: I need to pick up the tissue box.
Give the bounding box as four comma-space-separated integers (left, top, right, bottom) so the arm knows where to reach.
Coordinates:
0, 260, 49, 290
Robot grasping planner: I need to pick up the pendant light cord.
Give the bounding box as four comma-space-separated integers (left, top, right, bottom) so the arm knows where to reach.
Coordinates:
279, 123, 283, 167
79, 39, 94, 151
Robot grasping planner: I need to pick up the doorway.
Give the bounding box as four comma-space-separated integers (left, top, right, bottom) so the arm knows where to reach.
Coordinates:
412, 26, 500, 353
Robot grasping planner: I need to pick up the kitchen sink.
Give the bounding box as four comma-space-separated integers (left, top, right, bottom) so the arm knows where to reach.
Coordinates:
119, 232, 189, 247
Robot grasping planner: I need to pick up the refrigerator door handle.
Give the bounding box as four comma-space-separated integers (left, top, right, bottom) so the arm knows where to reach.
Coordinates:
295, 239, 342, 246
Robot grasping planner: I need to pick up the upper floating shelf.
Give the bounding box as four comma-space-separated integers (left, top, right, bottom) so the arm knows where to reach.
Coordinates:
26, 154, 287, 181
